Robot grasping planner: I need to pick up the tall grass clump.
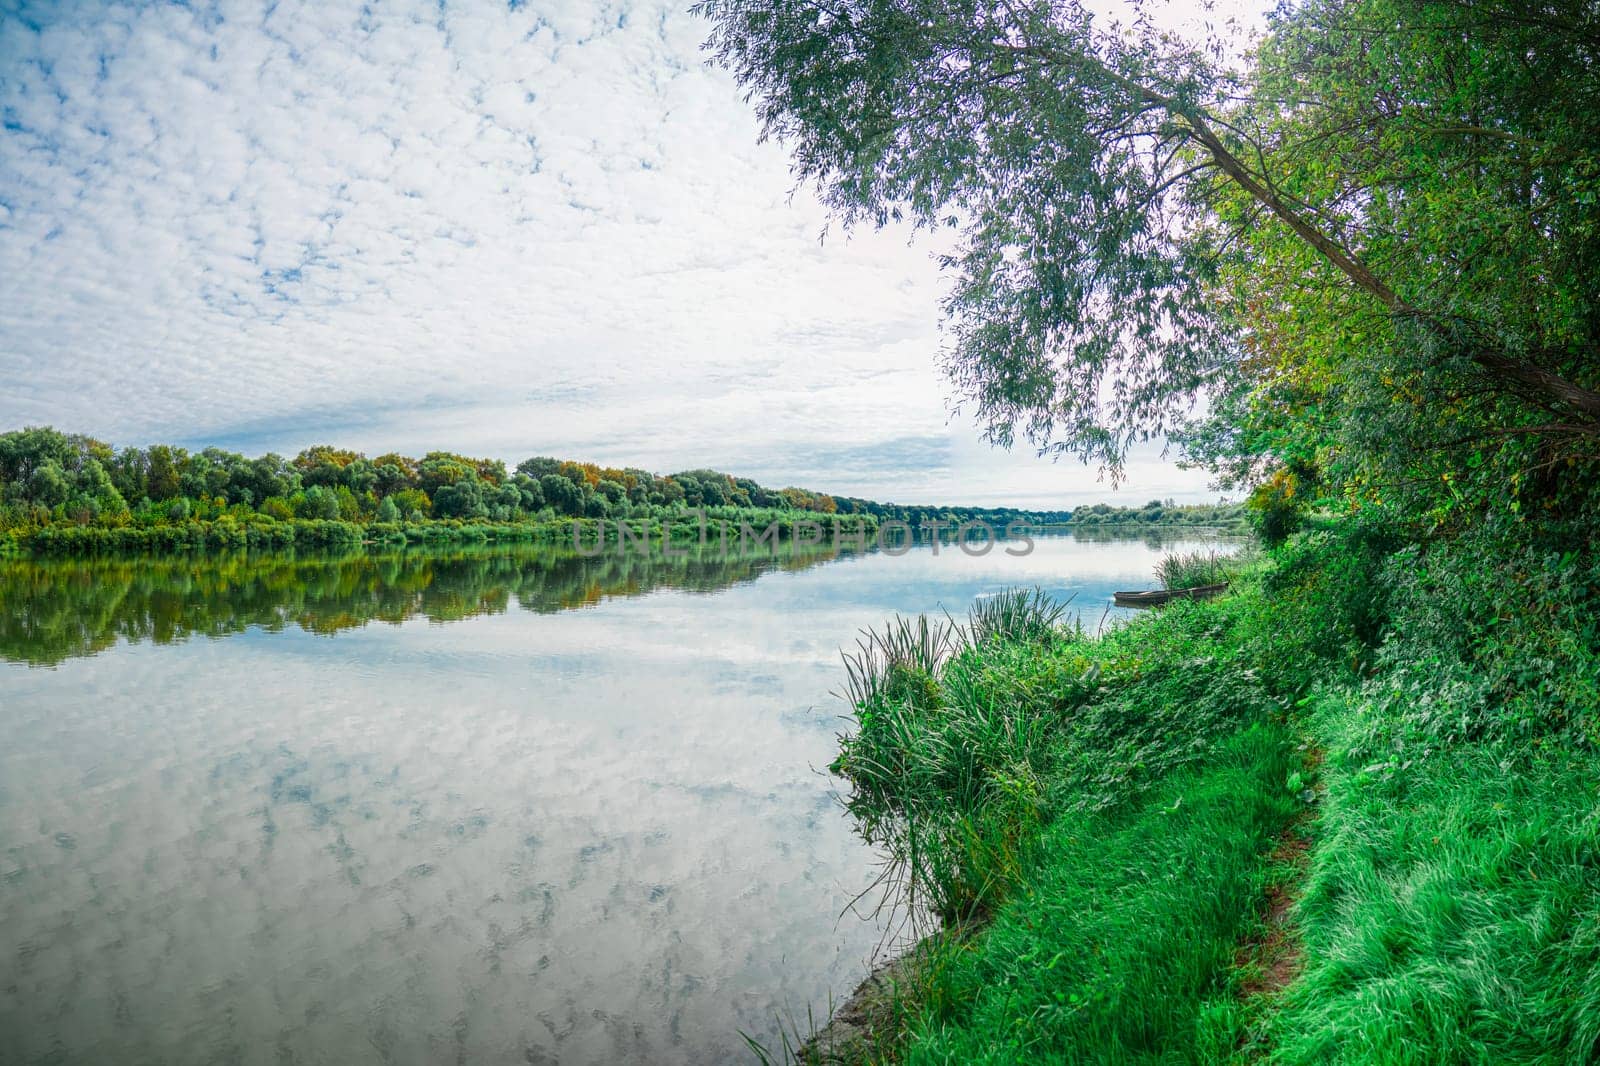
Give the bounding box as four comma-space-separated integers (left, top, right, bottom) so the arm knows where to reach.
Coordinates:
838, 613, 961, 711
831, 601, 1091, 928
967, 586, 1072, 646
830, 585, 1283, 932
1154, 548, 1233, 590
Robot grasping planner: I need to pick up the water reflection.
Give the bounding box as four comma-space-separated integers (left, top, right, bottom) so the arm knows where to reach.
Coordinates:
0, 526, 1223, 668
0, 532, 1231, 1065
0, 540, 852, 666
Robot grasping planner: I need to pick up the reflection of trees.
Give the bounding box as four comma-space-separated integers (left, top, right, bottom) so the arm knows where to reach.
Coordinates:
1064, 526, 1243, 550
0, 541, 850, 666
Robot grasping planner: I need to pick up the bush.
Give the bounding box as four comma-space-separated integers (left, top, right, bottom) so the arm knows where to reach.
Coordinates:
1377, 529, 1600, 746
1246, 512, 1406, 692
1247, 467, 1308, 546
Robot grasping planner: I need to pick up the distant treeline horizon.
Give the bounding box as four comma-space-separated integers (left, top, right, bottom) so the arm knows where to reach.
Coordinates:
0, 426, 1243, 535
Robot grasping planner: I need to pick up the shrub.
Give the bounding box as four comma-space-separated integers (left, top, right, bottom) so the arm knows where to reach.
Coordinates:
259, 496, 294, 521
1247, 467, 1307, 546
1378, 528, 1600, 746
1246, 512, 1406, 692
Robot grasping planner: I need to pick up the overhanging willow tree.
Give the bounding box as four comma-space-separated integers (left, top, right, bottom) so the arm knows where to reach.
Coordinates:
696, 0, 1600, 485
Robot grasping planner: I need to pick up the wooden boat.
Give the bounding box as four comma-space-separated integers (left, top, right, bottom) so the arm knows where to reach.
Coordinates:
1113, 583, 1229, 608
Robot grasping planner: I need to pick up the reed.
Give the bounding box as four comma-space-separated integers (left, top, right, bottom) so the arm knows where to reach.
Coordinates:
1154, 548, 1233, 590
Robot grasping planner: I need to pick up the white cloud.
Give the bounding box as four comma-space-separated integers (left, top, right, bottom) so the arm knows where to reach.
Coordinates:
0, 0, 1252, 506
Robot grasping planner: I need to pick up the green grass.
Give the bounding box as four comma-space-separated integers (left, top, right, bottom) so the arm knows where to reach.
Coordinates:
1268, 691, 1600, 1065
818, 515, 1600, 1064
902, 723, 1298, 1065
1154, 549, 1234, 590
830, 589, 1284, 929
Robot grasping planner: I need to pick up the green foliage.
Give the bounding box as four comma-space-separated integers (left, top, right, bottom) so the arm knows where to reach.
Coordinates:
295, 485, 340, 521
903, 725, 1296, 1065
433, 478, 488, 519
0, 427, 129, 524
817, 514, 1600, 1063
967, 587, 1069, 647
701, 0, 1600, 529
1247, 515, 1407, 692
1214, 0, 1600, 527
1235, 521, 1600, 1063
1271, 692, 1600, 1065
1154, 549, 1234, 591
0, 426, 1083, 558
831, 588, 1279, 929
259, 496, 294, 521
1378, 531, 1600, 747
1246, 468, 1308, 548
1067, 501, 1246, 530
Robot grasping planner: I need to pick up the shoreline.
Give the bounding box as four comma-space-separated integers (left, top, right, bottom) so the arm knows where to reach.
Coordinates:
799, 947, 925, 1065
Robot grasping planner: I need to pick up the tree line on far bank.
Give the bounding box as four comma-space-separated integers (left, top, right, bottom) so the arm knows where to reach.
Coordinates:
0, 426, 1167, 555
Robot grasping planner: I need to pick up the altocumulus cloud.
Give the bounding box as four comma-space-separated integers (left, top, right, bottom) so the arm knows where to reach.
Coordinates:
0, 0, 1216, 505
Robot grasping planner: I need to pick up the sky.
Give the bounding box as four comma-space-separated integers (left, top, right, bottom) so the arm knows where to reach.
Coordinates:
0, 0, 1261, 507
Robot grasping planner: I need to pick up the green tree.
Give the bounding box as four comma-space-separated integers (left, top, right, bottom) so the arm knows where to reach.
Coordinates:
538, 473, 583, 516
293, 446, 363, 488
27, 461, 71, 508
261, 496, 295, 521
433, 479, 488, 519
698, 0, 1600, 505
333, 484, 364, 521
145, 445, 183, 501
296, 485, 340, 521
516, 456, 562, 480
418, 452, 478, 497
390, 487, 431, 519
71, 458, 127, 521
510, 474, 545, 512
246, 454, 299, 502
0, 427, 77, 488
341, 459, 378, 496
373, 462, 410, 498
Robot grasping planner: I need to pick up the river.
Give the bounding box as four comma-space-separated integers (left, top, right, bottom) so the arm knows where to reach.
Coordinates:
0, 529, 1228, 1064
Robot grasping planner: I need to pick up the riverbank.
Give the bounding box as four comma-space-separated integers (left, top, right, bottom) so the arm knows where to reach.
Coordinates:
0, 511, 1245, 560
0, 510, 885, 558
799, 515, 1600, 1063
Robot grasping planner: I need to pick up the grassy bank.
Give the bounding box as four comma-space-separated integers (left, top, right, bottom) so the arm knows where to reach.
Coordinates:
808, 515, 1600, 1064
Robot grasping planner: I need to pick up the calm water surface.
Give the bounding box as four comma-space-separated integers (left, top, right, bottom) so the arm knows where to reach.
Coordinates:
0, 531, 1226, 1065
